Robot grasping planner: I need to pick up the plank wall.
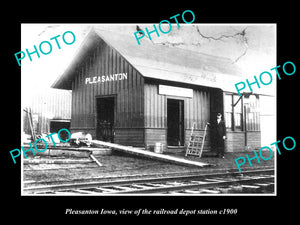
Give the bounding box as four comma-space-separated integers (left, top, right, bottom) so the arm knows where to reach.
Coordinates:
70, 39, 144, 145
144, 82, 211, 147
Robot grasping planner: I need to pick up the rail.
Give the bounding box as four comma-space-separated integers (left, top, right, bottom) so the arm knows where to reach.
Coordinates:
23, 168, 275, 195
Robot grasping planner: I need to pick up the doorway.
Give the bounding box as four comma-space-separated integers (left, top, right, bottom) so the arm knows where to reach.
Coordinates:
96, 97, 115, 142
167, 99, 184, 146
210, 88, 224, 152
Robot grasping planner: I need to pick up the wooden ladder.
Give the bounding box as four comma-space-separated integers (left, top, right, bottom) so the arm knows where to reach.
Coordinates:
185, 123, 208, 158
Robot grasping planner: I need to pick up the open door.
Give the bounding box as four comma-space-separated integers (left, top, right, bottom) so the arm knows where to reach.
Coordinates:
167, 99, 184, 146
96, 97, 115, 143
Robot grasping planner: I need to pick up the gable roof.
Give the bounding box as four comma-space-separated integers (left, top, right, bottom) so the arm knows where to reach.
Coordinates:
52, 27, 245, 92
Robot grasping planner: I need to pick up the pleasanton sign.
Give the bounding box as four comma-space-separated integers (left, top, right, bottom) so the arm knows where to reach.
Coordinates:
85, 73, 128, 84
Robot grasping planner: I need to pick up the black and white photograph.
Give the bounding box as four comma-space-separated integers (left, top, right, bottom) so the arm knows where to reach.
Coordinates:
4, 5, 298, 220
20, 23, 276, 196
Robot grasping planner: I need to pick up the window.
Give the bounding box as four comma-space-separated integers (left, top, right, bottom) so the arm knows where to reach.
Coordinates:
244, 95, 260, 131
224, 93, 260, 131
233, 95, 242, 130
224, 94, 233, 129
225, 94, 242, 130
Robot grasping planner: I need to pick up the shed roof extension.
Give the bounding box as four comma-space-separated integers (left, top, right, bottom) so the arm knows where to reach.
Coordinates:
52, 27, 245, 92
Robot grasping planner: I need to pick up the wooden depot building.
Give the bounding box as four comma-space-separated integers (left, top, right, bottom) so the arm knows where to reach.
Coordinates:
52, 28, 261, 152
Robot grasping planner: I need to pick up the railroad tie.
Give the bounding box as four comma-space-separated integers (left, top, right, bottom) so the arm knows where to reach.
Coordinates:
93, 187, 119, 193
23, 168, 275, 195
197, 189, 220, 194
131, 184, 153, 189
71, 189, 100, 194
183, 190, 201, 194
112, 186, 138, 191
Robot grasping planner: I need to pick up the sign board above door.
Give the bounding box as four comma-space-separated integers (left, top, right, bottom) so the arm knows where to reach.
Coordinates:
158, 85, 193, 98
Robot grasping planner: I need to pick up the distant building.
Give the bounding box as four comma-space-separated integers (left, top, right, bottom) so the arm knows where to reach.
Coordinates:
52, 28, 263, 152
22, 88, 71, 137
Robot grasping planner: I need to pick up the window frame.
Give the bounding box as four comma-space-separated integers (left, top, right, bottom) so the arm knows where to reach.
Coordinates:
224, 92, 260, 132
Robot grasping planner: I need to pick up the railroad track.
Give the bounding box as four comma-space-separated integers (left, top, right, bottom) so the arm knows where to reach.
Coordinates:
23, 168, 275, 195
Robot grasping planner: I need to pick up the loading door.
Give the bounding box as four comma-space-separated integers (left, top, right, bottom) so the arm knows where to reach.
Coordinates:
96, 97, 115, 143
167, 99, 184, 146
210, 88, 224, 152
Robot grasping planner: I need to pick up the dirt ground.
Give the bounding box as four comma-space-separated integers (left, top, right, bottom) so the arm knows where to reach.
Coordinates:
23, 149, 275, 184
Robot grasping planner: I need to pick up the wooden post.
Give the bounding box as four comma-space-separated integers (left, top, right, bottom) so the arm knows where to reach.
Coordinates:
25, 108, 36, 142
89, 154, 103, 167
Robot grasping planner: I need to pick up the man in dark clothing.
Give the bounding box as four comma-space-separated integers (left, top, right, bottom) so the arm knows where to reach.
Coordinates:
209, 113, 227, 158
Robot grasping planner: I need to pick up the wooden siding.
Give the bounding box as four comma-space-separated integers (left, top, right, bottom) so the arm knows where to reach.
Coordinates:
71, 39, 144, 135
144, 83, 166, 128
186, 89, 210, 129
226, 131, 261, 152
246, 131, 261, 149
226, 131, 244, 152
23, 89, 71, 134
115, 128, 144, 147
144, 83, 211, 147
144, 83, 210, 129
145, 128, 167, 147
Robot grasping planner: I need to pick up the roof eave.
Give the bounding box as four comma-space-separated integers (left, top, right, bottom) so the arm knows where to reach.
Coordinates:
51, 29, 100, 90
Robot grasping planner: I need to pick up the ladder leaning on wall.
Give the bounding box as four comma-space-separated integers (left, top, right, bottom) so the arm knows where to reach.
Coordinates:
185, 122, 208, 158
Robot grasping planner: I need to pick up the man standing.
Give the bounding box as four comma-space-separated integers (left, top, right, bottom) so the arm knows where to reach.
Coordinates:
210, 113, 226, 158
